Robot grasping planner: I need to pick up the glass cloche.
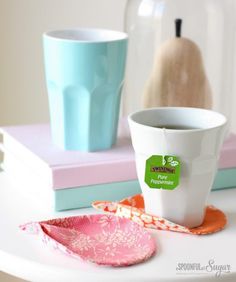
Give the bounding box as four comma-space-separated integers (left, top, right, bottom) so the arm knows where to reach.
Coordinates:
123, 0, 235, 131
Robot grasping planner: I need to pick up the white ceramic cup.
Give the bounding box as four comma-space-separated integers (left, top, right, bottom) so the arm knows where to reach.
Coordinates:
128, 107, 227, 228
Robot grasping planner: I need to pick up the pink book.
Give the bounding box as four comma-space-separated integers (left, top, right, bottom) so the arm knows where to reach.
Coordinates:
0, 124, 136, 189
0, 123, 235, 190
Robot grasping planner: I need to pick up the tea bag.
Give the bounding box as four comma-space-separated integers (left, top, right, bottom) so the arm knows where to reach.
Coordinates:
142, 19, 212, 109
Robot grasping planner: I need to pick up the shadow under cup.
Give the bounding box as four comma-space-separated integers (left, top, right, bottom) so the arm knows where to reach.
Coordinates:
43, 28, 128, 151
128, 107, 227, 228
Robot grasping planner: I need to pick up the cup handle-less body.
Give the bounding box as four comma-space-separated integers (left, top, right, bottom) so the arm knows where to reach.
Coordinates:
43, 30, 127, 151
128, 107, 227, 228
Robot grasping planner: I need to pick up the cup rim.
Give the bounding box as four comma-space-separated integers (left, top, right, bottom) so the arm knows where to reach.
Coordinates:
128, 107, 227, 133
43, 28, 128, 43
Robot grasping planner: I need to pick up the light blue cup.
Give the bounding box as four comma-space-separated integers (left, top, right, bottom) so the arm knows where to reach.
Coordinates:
43, 28, 128, 151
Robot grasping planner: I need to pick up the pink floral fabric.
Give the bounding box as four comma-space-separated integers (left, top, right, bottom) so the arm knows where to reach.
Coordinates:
20, 214, 156, 266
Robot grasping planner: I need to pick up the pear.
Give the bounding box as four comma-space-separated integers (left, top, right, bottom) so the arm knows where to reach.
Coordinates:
142, 19, 212, 109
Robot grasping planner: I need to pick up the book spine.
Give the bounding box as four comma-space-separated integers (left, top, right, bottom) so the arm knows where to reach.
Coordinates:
52, 159, 137, 189
0, 129, 53, 187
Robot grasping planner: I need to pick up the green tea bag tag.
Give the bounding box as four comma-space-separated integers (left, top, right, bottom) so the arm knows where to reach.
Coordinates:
145, 155, 181, 190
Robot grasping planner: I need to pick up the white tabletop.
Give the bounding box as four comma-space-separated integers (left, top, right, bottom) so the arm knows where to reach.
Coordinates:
0, 171, 235, 282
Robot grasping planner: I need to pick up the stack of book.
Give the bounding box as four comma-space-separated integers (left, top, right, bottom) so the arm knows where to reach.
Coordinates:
0, 123, 236, 211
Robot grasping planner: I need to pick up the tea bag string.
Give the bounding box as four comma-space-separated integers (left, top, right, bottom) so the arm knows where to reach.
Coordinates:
162, 128, 168, 165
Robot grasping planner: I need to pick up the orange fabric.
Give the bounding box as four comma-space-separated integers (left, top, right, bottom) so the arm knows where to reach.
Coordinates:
93, 194, 227, 235
190, 206, 227, 235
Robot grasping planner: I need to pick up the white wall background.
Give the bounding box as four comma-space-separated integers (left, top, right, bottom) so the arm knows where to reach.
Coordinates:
0, 0, 127, 126
0, 0, 236, 130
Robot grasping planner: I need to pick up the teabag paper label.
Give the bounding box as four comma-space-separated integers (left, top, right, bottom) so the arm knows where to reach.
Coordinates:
145, 155, 180, 190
